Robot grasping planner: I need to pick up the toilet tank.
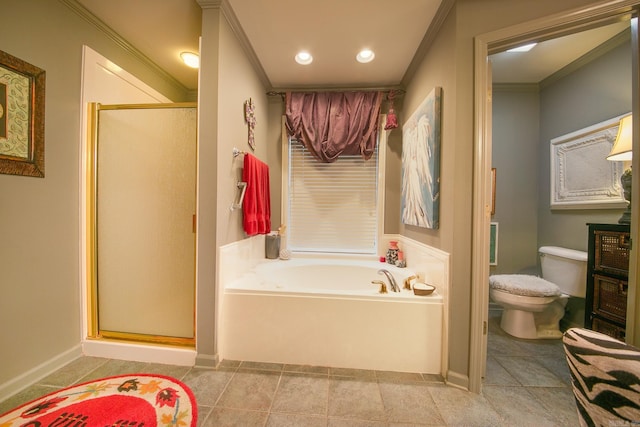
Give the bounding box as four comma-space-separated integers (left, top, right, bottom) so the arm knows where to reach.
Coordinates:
539, 246, 588, 297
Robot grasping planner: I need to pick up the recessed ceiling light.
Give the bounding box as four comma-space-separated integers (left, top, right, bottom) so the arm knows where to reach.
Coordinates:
356, 49, 375, 63
180, 51, 200, 68
506, 43, 537, 53
295, 51, 313, 65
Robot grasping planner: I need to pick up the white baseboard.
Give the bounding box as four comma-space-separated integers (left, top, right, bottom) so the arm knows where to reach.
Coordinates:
0, 345, 82, 402
82, 340, 196, 366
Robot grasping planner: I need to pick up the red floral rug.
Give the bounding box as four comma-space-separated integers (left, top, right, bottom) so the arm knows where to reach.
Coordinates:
0, 373, 197, 426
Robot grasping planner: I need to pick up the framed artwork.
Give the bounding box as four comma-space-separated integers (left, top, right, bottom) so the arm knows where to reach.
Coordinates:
0, 50, 45, 177
550, 115, 627, 209
401, 87, 442, 229
491, 168, 496, 215
489, 222, 498, 266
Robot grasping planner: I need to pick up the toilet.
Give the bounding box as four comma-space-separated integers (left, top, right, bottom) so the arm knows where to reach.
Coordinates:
489, 246, 588, 339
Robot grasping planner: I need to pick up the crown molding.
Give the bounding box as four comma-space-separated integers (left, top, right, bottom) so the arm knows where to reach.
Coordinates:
197, 0, 222, 8
197, 0, 271, 88
540, 28, 631, 89
402, 0, 456, 86
492, 83, 540, 93
60, 0, 189, 96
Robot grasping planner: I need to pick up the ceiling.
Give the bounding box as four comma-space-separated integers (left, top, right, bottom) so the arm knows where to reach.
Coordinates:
74, 0, 629, 92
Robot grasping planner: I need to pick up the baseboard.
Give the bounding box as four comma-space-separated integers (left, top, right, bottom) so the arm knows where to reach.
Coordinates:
82, 340, 196, 366
0, 345, 82, 402
195, 353, 218, 368
445, 370, 470, 390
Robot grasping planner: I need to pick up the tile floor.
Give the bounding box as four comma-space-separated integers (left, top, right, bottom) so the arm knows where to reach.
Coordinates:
0, 309, 579, 426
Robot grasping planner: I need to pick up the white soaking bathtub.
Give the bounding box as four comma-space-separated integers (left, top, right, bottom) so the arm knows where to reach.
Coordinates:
219, 256, 443, 374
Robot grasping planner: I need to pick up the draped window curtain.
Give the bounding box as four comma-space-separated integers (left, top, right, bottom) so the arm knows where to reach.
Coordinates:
285, 91, 383, 163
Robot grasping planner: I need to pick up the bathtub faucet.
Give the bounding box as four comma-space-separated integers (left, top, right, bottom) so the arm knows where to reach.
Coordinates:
377, 269, 400, 292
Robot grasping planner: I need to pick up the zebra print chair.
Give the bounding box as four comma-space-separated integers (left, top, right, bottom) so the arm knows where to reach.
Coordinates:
563, 328, 640, 426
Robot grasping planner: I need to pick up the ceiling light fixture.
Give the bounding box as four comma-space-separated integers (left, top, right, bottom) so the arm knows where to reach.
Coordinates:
356, 49, 375, 63
506, 43, 537, 53
180, 51, 200, 68
295, 51, 313, 65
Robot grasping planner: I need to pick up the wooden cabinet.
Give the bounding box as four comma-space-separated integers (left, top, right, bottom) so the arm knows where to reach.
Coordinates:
585, 223, 630, 341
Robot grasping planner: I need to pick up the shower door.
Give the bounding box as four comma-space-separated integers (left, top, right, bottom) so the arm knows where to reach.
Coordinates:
87, 103, 197, 346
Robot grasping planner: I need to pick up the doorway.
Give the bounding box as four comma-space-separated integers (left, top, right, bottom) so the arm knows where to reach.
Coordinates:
471, 3, 640, 393
86, 102, 197, 347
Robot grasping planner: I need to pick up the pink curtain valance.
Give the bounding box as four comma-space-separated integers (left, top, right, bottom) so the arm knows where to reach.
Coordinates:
285, 91, 383, 163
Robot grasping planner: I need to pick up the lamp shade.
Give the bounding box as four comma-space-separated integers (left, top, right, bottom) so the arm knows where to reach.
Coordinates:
607, 114, 633, 161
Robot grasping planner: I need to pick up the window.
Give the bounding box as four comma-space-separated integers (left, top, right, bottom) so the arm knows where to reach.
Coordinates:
283, 134, 384, 254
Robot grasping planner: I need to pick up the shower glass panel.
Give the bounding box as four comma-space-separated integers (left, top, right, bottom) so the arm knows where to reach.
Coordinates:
91, 103, 196, 344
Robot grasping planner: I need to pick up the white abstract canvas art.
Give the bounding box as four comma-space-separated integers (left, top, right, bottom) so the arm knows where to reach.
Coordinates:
401, 87, 442, 229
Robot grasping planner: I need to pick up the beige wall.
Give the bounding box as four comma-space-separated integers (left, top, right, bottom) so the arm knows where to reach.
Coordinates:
195, 5, 269, 364
0, 0, 190, 385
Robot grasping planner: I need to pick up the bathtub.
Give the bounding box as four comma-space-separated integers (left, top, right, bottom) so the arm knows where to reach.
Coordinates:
219, 256, 443, 374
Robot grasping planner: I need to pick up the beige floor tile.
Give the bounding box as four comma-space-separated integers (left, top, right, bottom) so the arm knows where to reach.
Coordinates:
182, 367, 234, 406
378, 381, 444, 425
494, 356, 565, 387
267, 412, 328, 427
328, 417, 387, 426
216, 370, 280, 411
483, 355, 520, 386
0, 384, 58, 415
271, 373, 329, 415
38, 356, 109, 387
430, 384, 503, 426
527, 386, 580, 426
328, 378, 386, 422
201, 407, 268, 426
74, 359, 149, 383
483, 385, 563, 426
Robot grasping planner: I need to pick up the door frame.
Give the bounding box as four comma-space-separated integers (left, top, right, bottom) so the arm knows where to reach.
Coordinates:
86, 102, 197, 347
470, 0, 640, 393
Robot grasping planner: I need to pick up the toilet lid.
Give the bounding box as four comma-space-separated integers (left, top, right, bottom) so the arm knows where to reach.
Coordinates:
489, 274, 561, 297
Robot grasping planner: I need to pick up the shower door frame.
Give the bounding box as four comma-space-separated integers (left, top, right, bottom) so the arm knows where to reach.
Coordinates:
86, 101, 197, 347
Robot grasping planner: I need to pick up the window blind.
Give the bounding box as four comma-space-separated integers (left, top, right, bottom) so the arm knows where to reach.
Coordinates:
287, 139, 378, 253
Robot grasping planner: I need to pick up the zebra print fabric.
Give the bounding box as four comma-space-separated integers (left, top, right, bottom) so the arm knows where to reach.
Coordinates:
563, 328, 640, 426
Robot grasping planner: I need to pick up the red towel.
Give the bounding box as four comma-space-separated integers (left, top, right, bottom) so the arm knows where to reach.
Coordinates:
242, 153, 271, 236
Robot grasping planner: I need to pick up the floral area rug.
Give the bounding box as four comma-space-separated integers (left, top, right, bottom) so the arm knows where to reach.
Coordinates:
0, 373, 197, 426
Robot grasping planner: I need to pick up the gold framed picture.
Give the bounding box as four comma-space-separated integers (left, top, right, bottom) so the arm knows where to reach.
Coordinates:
0, 49, 45, 177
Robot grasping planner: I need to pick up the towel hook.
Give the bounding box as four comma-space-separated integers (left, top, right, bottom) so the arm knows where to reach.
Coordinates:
230, 181, 247, 211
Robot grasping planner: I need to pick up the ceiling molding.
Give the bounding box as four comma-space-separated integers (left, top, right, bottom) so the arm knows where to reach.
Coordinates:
60, 0, 189, 96
201, 0, 271, 89
540, 28, 631, 89
492, 83, 540, 93
196, 0, 222, 8
402, 0, 456, 87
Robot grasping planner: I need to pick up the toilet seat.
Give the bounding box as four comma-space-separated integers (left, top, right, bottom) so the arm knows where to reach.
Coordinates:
489, 274, 561, 297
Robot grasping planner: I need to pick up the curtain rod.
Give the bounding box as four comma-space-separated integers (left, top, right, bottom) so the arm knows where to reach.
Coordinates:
266, 88, 405, 97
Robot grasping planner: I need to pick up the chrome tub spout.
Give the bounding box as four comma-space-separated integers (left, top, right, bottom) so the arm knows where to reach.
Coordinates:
377, 269, 400, 292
